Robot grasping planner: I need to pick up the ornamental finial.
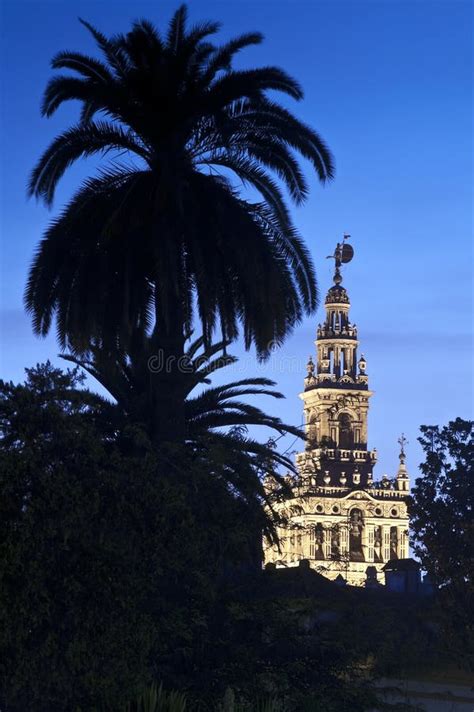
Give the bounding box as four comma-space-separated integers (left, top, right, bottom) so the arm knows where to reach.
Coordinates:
398, 433, 408, 462
326, 234, 354, 285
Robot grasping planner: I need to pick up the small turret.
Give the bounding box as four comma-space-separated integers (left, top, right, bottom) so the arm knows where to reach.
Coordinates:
396, 434, 410, 492
305, 355, 316, 386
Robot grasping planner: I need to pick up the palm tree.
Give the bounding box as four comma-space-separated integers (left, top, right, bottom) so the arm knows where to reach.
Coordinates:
26, 5, 334, 441
62, 335, 301, 545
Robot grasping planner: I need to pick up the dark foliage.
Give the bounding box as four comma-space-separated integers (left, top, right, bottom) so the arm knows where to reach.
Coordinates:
410, 418, 474, 668
0, 363, 421, 712
0, 364, 266, 711
61, 336, 302, 547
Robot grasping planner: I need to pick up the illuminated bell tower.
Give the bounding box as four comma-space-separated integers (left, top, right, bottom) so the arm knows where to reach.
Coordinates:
264, 237, 411, 586
301, 236, 376, 488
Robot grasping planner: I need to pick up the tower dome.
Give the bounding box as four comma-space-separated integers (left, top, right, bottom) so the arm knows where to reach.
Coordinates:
325, 284, 350, 304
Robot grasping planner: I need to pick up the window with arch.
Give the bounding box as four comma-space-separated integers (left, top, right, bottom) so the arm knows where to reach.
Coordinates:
390, 527, 399, 560
308, 414, 319, 444
339, 413, 354, 448
349, 508, 364, 562
330, 525, 341, 560
313, 523, 325, 560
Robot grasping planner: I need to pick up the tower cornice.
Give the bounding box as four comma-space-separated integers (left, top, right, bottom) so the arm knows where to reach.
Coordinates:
299, 387, 374, 401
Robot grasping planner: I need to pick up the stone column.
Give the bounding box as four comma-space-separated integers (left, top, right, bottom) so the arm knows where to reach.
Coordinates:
340, 523, 349, 559
383, 525, 390, 562
324, 524, 331, 560
398, 526, 407, 559
361, 520, 369, 562
366, 524, 375, 562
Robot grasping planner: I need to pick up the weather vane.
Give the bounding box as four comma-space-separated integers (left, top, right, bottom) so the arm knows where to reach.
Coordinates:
326, 234, 354, 285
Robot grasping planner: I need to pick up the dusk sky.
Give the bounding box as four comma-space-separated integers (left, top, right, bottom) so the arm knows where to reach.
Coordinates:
1, 0, 472, 477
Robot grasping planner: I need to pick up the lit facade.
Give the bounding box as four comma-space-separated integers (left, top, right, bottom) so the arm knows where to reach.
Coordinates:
264, 239, 410, 586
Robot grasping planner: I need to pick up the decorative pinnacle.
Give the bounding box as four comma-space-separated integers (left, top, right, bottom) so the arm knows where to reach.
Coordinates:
398, 433, 408, 462
326, 234, 354, 286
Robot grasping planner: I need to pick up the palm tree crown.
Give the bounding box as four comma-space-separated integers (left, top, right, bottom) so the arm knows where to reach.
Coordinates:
26, 5, 334, 359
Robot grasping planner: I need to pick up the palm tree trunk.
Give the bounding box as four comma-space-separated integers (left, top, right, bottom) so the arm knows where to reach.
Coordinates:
150, 324, 186, 445
150, 248, 187, 445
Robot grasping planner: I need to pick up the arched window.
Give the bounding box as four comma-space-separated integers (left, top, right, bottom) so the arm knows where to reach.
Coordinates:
390, 527, 399, 560
330, 525, 341, 560
313, 523, 325, 560
339, 413, 353, 448
308, 414, 318, 445
349, 508, 364, 562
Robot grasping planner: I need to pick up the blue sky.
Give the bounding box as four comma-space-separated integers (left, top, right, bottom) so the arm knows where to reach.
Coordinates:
1, 0, 472, 478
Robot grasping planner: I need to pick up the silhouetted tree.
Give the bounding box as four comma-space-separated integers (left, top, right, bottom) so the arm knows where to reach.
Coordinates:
0, 363, 294, 710
410, 418, 474, 667
62, 336, 301, 546
2, 365, 437, 709
25, 5, 334, 442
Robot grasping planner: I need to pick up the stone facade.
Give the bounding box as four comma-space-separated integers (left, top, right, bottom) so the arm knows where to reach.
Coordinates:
264, 238, 410, 586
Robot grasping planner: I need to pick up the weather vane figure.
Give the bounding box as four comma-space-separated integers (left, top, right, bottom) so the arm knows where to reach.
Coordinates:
326, 234, 354, 285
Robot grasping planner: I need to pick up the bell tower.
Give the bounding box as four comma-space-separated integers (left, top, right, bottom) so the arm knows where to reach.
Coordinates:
264, 237, 411, 586
301, 235, 376, 490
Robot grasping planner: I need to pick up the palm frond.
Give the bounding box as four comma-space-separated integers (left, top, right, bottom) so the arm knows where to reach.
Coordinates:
79, 18, 131, 76
201, 32, 263, 81
203, 153, 293, 231
25, 169, 155, 349
166, 4, 188, 53
51, 50, 113, 82
205, 67, 304, 110
29, 122, 148, 205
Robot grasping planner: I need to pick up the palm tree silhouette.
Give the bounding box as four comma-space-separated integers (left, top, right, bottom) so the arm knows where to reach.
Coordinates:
62, 335, 302, 544
26, 5, 334, 441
